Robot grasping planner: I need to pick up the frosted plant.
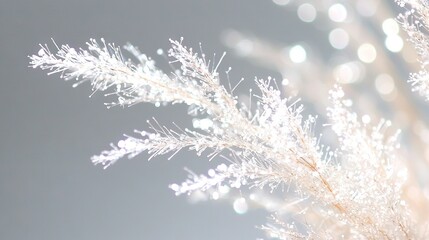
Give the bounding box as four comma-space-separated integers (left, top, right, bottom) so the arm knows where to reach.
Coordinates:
29, 1, 429, 239
397, 0, 429, 100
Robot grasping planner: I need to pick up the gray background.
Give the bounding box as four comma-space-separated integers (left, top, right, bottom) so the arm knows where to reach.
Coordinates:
0, 0, 301, 239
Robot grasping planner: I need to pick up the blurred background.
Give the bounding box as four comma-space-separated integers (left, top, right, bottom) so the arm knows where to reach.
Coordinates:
1, 0, 425, 239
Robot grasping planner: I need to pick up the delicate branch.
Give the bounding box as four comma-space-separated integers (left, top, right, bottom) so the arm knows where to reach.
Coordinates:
397, 0, 429, 100
30, 39, 416, 239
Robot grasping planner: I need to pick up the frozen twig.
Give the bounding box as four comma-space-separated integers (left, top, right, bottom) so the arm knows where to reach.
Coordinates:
30, 37, 418, 238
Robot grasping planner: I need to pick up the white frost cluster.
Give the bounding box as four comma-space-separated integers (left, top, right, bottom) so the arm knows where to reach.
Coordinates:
397, 0, 429, 101
30, 35, 420, 238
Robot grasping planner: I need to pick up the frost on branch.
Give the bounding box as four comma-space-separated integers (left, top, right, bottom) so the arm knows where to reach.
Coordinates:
29, 38, 220, 109
324, 87, 413, 238
30, 39, 417, 238
397, 0, 429, 100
